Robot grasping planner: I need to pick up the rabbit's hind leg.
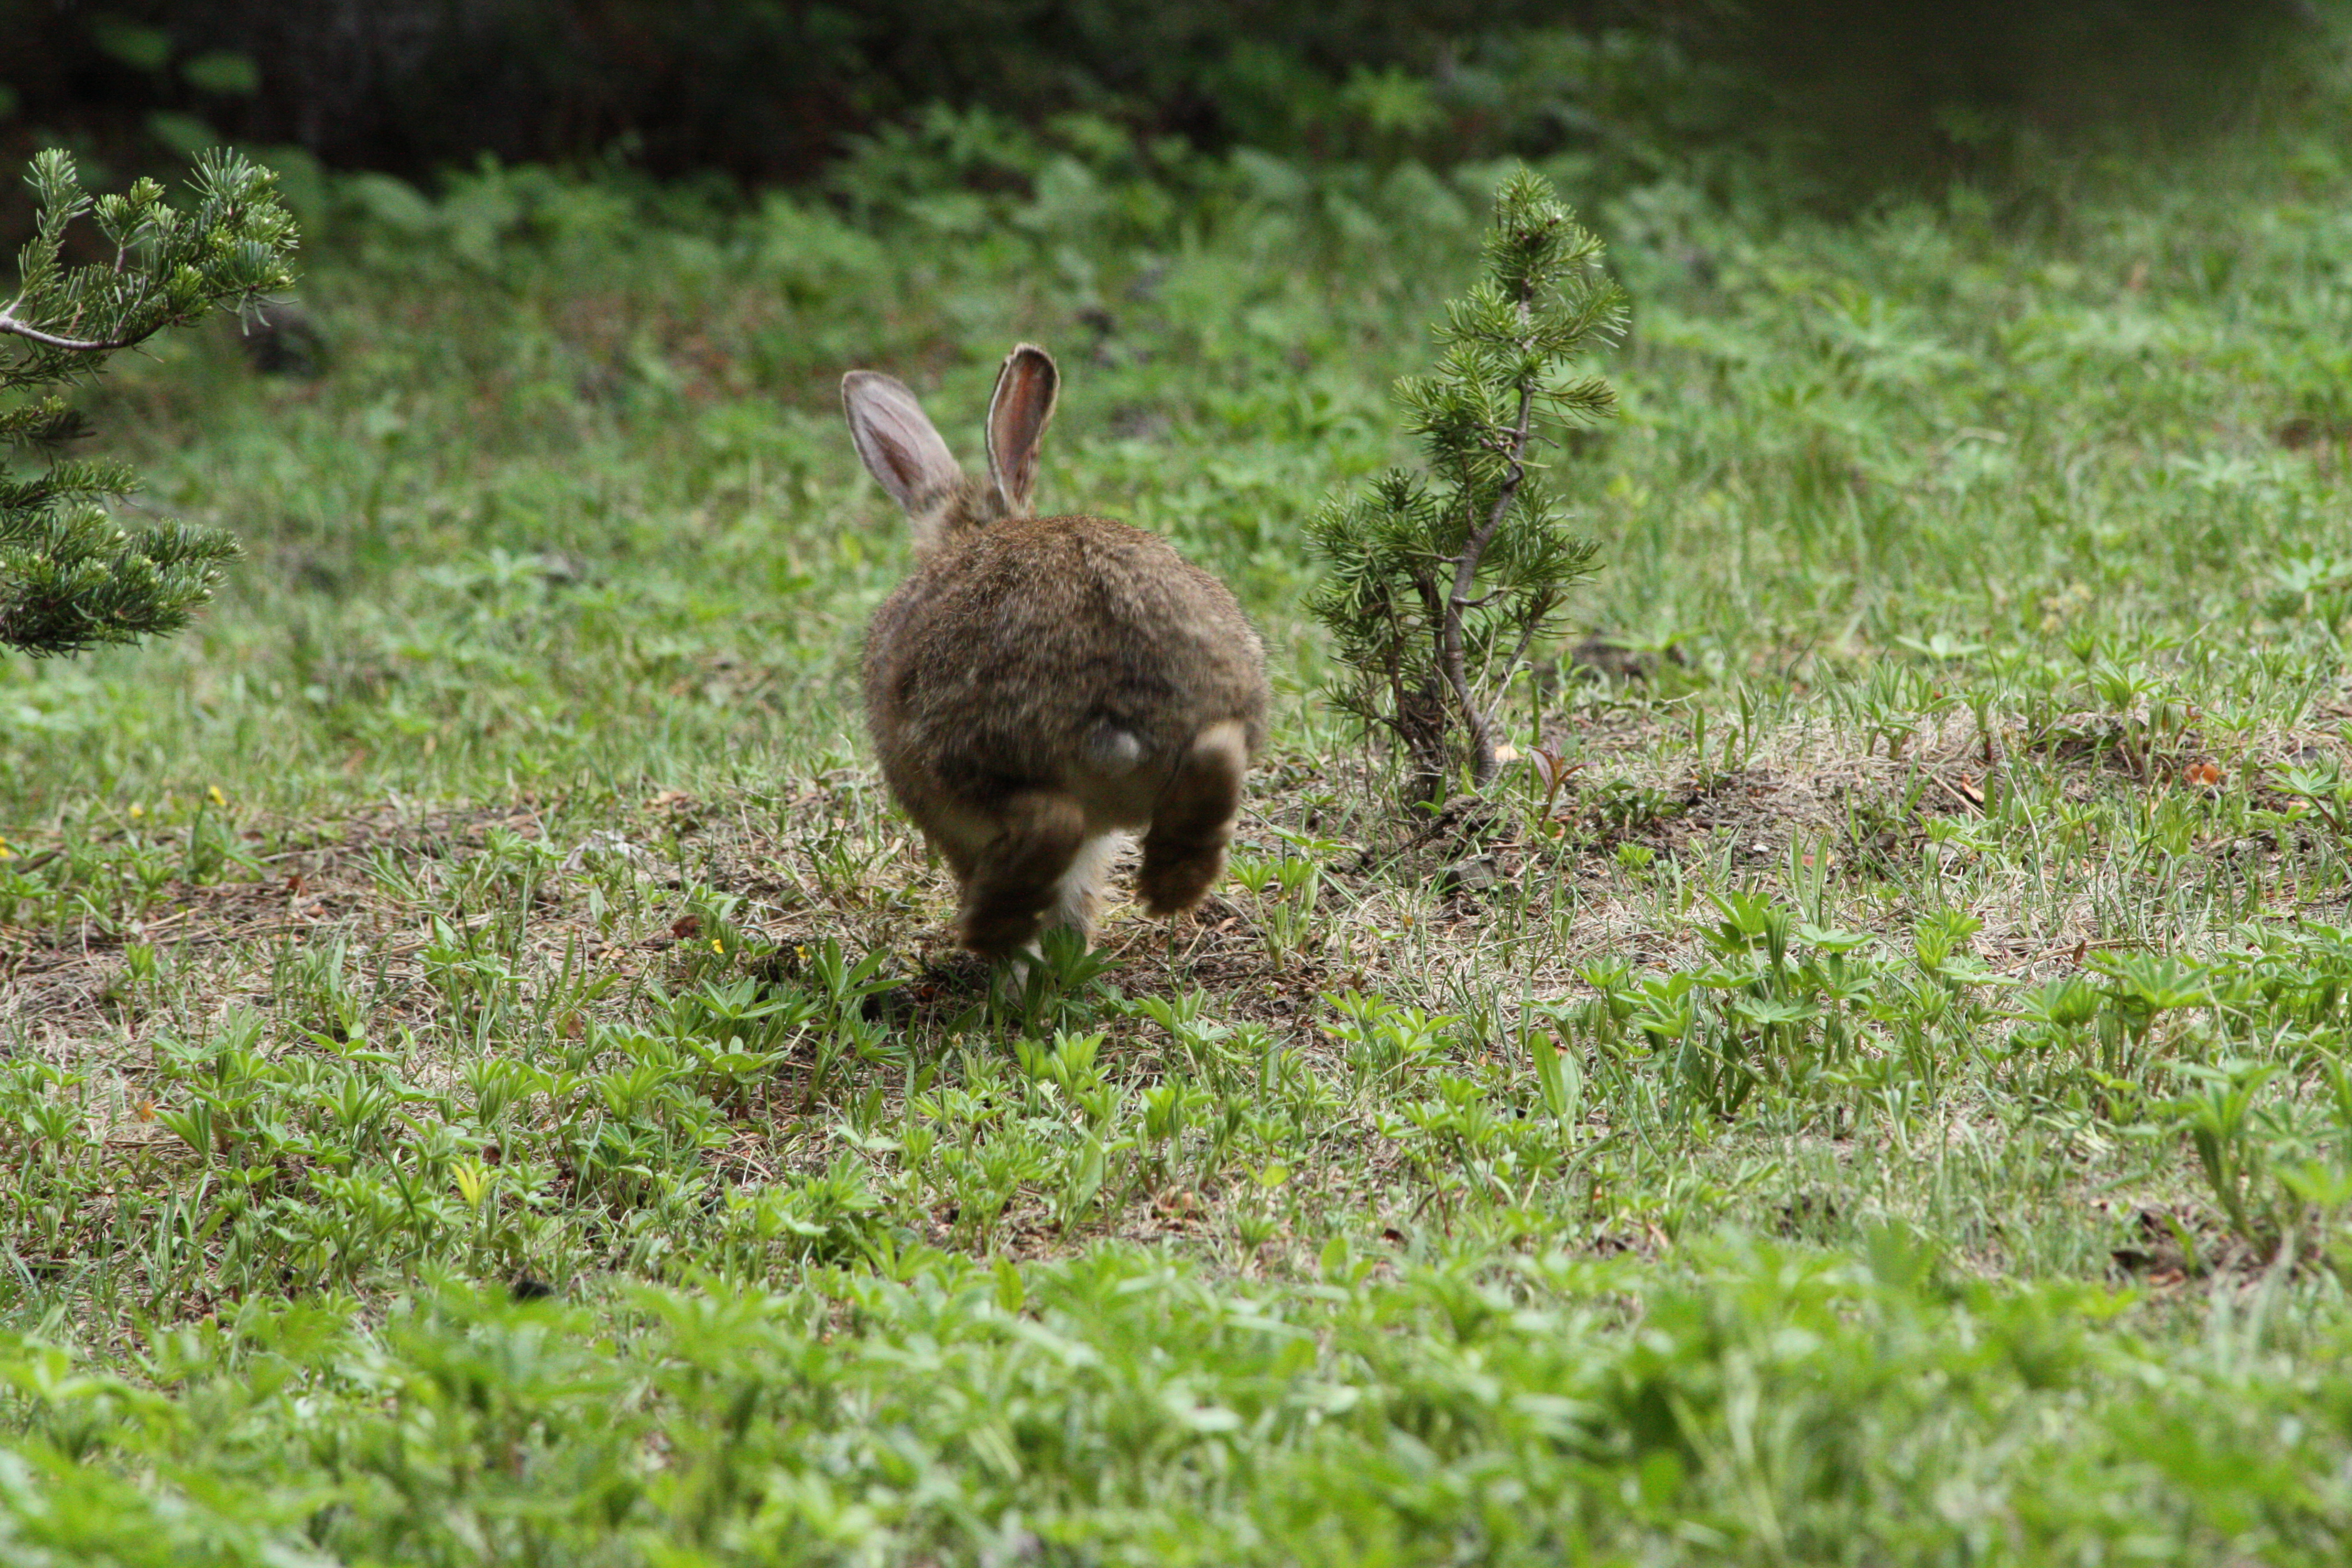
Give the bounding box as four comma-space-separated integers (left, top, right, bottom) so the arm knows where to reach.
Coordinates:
1136, 721, 1248, 917
1047, 830, 1123, 939
959, 791, 1090, 957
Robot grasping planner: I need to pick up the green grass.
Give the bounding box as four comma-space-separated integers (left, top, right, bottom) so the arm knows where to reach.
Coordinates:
8, 35, 2352, 1564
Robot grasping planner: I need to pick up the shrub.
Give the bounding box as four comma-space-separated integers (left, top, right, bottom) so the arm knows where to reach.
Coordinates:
1305, 166, 1623, 801
0, 147, 296, 657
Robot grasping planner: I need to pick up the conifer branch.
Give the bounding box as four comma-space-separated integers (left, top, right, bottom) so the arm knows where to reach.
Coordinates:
1305, 167, 1624, 805
0, 312, 156, 353
1440, 344, 1538, 782
1, 148, 298, 658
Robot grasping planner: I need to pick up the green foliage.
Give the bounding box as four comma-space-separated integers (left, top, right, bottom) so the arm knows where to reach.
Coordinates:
0, 147, 296, 657
21, 2, 2304, 205
6, 1243, 2352, 1565
9, 29, 2352, 1556
1307, 166, 1623, 796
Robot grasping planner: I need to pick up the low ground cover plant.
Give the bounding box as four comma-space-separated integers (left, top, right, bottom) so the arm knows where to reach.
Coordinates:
6, 21, 2352, 1561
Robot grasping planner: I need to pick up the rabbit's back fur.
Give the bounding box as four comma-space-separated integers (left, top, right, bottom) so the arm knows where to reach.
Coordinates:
865, 514, 1265, 832
843, 343, 1268, 957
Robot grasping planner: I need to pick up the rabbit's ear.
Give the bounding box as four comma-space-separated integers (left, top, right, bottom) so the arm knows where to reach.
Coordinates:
986, 344, 1058, 516
843, 371, 961, 515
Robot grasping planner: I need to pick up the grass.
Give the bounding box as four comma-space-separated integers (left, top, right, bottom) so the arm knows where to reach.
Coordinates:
8, 36, 2352, 1564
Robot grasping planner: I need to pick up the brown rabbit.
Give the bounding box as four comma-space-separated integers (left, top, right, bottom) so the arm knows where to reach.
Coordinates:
843, 344, 1268, 958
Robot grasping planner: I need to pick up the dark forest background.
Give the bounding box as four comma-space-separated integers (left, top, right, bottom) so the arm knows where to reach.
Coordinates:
0, 1, 2317, 205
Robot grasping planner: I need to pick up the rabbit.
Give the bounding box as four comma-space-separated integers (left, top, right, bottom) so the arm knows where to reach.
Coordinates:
842, 344, 1268, 959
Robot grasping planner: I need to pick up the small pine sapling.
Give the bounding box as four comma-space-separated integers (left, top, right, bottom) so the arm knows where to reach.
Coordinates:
1306, 167, 1624, 802
1, 148, 298, 657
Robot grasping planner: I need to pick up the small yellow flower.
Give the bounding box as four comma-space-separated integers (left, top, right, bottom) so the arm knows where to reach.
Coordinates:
208, 785, 227, 807
711, 938, 724, 954
128, 803, 144, 819
0, 837, 13, 862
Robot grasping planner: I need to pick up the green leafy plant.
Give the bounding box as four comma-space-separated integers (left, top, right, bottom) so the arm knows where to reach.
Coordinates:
1, 148, 297, 656
1306, 166, 1624, 799
16, 50, 2352, 1561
